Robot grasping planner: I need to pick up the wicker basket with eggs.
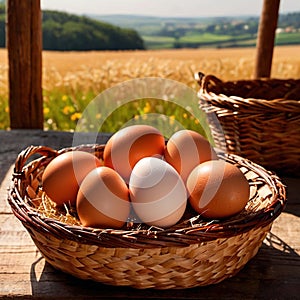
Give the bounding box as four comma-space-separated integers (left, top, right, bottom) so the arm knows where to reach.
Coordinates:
8, 125, 286, 289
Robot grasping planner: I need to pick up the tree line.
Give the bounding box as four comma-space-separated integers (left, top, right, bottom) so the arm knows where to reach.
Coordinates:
0, 5, 145, 50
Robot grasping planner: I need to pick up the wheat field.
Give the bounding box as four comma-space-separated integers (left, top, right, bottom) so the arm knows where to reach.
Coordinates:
0, 46, 299, 130
1, 46, 300, 92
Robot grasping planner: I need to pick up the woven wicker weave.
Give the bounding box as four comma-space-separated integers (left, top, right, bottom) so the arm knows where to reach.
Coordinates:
8, 144, 286, 289
195, 72, 300, 177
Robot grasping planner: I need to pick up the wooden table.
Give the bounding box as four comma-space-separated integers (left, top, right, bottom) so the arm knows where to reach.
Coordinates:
1, 130, 299, 299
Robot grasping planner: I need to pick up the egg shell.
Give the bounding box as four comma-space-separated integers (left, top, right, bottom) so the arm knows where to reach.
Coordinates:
186, 160, 250, 219
103, 125, 165, 182
42, 151, 102, 206
164, 130, 218, 183
77, 166, 130, 229
129, 157, 187, 228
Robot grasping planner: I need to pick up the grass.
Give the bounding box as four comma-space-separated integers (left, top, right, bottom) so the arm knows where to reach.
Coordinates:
0, 46, 300, 134
142, 33, 254, 49
142, 31, 300, 49
142, 36, 175, 49
142, 36, 175, 43
179, 33, 232, 43
275, 32, 300, 45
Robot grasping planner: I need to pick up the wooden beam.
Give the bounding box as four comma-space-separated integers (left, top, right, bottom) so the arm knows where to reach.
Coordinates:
254, 0, 280, 78
7, 0, 43, 129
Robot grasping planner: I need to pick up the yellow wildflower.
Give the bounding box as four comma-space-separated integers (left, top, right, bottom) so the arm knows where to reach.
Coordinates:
63, 106, 75, 115
62, 95, 68, 102
143, 102, 151, 114
44, 107, 50, 114
63, 106, 70, 115
71, 112, 82, 121
169, 115, 175, 125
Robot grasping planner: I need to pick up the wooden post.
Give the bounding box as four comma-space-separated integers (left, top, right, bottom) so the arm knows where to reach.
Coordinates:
254, 0, 280, 78
7, 0, 43, 129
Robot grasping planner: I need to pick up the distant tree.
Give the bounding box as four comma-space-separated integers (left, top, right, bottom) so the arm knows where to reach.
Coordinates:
122, 28, 144, 49
247, 19, 259, 35
278, 12, 300, 28
42, 10, 145, 51
206, 24, 216, 33
43, 19, 62, 49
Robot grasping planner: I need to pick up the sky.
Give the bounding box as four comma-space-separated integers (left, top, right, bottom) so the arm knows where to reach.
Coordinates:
40, 0, 300, 18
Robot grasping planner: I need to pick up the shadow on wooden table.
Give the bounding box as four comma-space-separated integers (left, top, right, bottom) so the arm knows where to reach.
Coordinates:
281, 177, 300, 218
29, 232, 299, 300
0, 157, 15, 185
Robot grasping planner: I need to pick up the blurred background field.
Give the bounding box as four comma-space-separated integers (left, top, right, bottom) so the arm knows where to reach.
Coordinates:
0, 45, 299, 132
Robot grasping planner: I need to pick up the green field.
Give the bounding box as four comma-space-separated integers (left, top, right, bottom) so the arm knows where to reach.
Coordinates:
179, 33, 232, 43
142, 36, 175, 49
143, 32, 300, 49
143, 33, 253, 49
275, 32, 300, 45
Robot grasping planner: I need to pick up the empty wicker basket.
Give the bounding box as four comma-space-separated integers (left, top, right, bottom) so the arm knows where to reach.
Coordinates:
196, 72, 300, 177
8, 144, 286, 289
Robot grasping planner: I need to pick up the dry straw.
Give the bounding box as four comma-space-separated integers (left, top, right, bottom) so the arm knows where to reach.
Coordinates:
196, 72, 300, 177
8, 144, 286, 289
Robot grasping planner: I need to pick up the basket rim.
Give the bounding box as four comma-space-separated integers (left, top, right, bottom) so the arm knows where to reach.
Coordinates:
195, 72, 300, 113
7, 144, 287, 249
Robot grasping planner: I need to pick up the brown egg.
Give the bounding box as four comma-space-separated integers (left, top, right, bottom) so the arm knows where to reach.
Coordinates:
76, 166, 130, 229
103, 125, 165, 182
164, 130, 218, 183
186, 160, 250, 219
42, 151, 102, 206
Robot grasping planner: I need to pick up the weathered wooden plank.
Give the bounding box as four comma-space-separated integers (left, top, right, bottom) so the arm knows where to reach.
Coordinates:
0, 214, 35, 249
271, 213, 300, 250
0, 229, 34, 247
0, 165, 14, 214
0, 246, 40, 269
